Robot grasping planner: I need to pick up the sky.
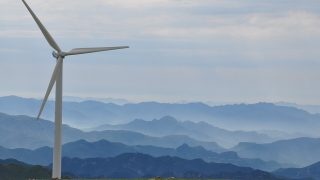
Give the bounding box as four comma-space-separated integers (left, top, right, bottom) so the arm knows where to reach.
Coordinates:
0, 0, 320, 104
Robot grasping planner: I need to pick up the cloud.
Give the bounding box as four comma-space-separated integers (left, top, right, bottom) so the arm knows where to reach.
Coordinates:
143, 11, 320, 40
2, 0, 320, 42
1, 0, 320, 103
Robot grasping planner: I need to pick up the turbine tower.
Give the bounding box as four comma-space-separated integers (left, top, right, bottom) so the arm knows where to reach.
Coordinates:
22, 0, 129, 179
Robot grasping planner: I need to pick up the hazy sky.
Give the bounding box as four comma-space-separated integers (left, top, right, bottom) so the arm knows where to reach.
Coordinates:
1, 0, 320, 104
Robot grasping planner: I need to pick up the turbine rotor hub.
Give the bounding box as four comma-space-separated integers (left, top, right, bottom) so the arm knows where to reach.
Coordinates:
52, 51, 66, 58
52, 51, 58, 58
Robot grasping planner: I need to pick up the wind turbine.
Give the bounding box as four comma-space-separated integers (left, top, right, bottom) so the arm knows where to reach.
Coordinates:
21, 0, 129, 179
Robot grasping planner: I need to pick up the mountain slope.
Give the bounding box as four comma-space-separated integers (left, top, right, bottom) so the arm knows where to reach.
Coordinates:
0, 146, 51, 166
61, 153, 282, 179
0, 159, 51, 180
0, 139, 285, 171
93, 116, 274, 147
232, 137, 320, 167
1, 96, 319, 135
0, 112, 223, 152
0, 155, 281, 180
274, 161, 320, 180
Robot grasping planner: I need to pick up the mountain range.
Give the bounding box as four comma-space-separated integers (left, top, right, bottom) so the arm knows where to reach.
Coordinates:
92, 116, 275, 147
232, 137, 320, 167
0, 154, 283, 180
274, 161, 320, 180
0, 139, 286, 171
0, 112, 223, 152
60, 153, 282, 179
1, 111, 320, 168
1, 96, 319, 136
1, 95, 320, 177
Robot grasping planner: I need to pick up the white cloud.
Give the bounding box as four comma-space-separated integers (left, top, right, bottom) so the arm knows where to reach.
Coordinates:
2, 0, 320, 41
1, 0, 320, 103
143, 11, 320, 40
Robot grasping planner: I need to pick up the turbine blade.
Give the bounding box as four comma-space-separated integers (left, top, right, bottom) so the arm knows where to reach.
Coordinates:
65, 46, 129, 56
22, 0, 61, 52
37, 59, 62, 119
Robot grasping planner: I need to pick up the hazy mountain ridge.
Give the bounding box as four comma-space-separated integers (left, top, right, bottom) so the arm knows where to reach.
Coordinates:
232, 137, 320, 167
1, 96, 320, 176
277, 102, 320, 114
0, 139, 286, 171
274, 161, 320, 180
1, 96, 319, 136
0, 155, 282, 179
93, 116, 275, 147
0, 112, 224, 152
63, 95, 130, 105
60, 153, 282, 179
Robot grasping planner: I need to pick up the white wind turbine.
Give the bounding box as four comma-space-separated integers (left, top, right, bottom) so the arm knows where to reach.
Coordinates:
22, 0, 129, 179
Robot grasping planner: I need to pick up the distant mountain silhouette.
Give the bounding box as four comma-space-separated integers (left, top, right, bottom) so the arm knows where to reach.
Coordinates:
1, 96, 319, 136
274, 161, 320, 180
93, 116, 274, 147
61, 153, 282, 179
0, 112, 223, 152
232, 137, 320, 166
0, 146, 51, 166
277, 102, 320, 114
0, 139, 286, 171
0, 155, 281, 179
